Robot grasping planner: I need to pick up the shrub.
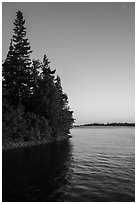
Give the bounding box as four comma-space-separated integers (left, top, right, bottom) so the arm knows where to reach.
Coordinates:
2, 99, 52, 146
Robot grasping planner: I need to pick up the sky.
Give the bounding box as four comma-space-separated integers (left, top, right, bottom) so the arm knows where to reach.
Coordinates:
2, 2, 135, 124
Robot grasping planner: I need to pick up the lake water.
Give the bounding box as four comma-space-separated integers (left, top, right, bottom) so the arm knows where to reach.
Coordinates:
3, 127, 135, 201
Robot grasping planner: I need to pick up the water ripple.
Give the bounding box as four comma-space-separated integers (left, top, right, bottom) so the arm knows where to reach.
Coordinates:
3, 127, 135, 202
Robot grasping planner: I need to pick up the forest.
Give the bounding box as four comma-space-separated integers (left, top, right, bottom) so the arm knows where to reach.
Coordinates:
2, 11, 74, 149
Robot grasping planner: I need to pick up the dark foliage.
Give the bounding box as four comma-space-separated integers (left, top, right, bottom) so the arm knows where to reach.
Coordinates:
2, 11, 74, 147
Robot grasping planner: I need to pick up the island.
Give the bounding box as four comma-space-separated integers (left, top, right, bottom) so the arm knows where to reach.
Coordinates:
2, 11, 74, 151
74, 122, 135, 127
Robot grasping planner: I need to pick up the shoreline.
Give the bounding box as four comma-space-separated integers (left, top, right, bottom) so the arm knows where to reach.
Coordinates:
74, 124, 135, 128
2, 135, 72, 151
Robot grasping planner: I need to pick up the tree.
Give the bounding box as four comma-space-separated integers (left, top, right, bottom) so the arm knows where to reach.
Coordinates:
54, 76, 74, 135
36, 55, 56, 117
2, 39, 15, 101
25, 59, 42, 112
2, 10, 33, 106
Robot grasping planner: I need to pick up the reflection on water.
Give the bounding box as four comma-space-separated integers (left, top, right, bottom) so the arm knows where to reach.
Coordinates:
3, 141, 73, 201
3, 127, 135, 202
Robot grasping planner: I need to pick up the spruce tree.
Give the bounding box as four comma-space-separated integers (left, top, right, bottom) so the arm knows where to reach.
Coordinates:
2, 39, 19, 104
37, 55, 56, 117
55, 76, 74, 135
25, 59, 42, 112
2, 39, 14, 90
2, 10, 33, 105
55, 75, 68, 109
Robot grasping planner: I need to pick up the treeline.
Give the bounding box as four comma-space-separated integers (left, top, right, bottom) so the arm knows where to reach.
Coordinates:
75, 122, 135, 127
2, 11, 74, 147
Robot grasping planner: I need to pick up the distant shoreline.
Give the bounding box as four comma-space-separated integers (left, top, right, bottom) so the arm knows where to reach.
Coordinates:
74, 123, 135, 127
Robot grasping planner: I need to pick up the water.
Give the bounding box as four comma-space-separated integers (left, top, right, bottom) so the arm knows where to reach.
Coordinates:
3, 127, 135, 201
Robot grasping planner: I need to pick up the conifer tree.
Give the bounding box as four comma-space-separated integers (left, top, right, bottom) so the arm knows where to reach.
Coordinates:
2, 39, 18, 104
2, 39, 14, 88
55, 75, 68, 109
2, 10, 33, 105
25, 59, 42, 112
54, 76, 74, 135
36, 55, 56, 117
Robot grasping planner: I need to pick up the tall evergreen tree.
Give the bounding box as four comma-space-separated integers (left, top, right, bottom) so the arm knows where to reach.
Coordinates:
2, 10, 33, 105
2, 39, 14, 98
55, 75, 69, 109
54, 75, 74, 135
25, 59, 42, 112
37, 55, 56, 117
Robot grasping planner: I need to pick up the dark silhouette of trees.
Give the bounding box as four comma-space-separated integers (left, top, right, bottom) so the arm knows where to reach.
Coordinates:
3, 11, 33, 106
2, 11, 74, 148
74, 122, 135, 127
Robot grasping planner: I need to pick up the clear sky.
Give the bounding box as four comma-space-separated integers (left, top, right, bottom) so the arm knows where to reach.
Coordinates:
2, 2, 135, 124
